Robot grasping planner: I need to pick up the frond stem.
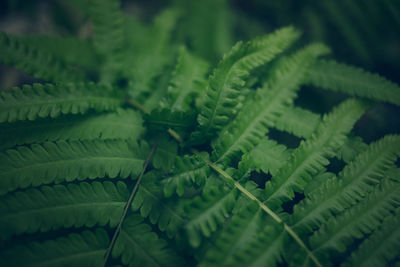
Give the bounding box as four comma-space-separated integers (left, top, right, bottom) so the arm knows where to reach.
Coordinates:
103, 142, 158, 267
195, 152, 323, 267
125, 98, 150, 114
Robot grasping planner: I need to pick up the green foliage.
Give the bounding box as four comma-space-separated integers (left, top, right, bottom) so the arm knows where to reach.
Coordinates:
0, 0, 399, 266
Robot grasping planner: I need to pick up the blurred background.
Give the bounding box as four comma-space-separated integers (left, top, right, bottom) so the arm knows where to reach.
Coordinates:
0, 0, 399, 142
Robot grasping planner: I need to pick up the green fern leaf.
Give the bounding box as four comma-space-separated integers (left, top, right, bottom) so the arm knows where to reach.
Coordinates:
199, 202, 265, 266
343, 209, 400, 267
131, 171, 186, 237
166, 46, 209, 112
112, 214, 183, 266
0, 229, 109, 267
0, 139, 147, 195
291, 135, 400, 232
306, 59, 400, 105
0, 32, 84, 82
192, 26, 301, 143
309, 179, 400, 259
0, 109, 144, 150
211, 43, 330, 164
0, 181, 128, 240
162, 153, 210, 197
274, 107, 321, 139
185, 185, 239, 247
265, 99, 368, 210
0, 82, 123, 123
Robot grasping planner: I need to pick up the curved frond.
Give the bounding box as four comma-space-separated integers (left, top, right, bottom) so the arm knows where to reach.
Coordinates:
192, 26, 301, 144
274, 107, 321, 139
167, 46, 209, 112
0, 229, 109, 267
199, 202, 264, 266
0, 109, 144, 150
185, 185, 239, 247
0, 139, 147, 195
0, 32, 84, 82
265, 99, 368, 210
249, 139, 290, 176
306, 59, 400, 106
112, 214, 183, 267
131, 171, 186, 237
211, 43, 330, 164
343, 210, 400, 267
0, 181, 128, 240
309, 179, 400, 259
0, 82, 123, 123
162, 153, 210, 197
292, 135, 400, 232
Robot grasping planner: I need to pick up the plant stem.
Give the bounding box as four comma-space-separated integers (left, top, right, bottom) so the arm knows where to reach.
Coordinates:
195, 152, 323, 267
126, 98, 150, 114
103, 142, 158, 267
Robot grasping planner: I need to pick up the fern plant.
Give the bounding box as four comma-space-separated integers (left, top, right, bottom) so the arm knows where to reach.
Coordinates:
0, 0, 399, 266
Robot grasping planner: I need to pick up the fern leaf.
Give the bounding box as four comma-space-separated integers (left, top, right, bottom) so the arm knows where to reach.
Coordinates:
167, 46, 209, 112
336, 136, 368, 163
128, 9, 181, 99
0, 82, 123, 123
0, 229, 109, 267
291, 135, 400, 232
265, 99, 368, 210
162, 153, 210, 197
145, 108, 196, 139
249, 139, 291, 176
309, 179, 400, 259
16, 35, 98, 71
131, 171, 186, 237
192, 26, 301, 143
199, 202, 265, 266
0, 32, 84, 82
0, 181, 128, 240
0, 139, 147, 195
112, 214, 183, 266
0, 109, 144, 150
274, 107, 321, 139
185, 185, 239, 247
211, 43, 330, 164
343, 210, 400, 267
306, 59, 400, 105
151, 135, 178, 172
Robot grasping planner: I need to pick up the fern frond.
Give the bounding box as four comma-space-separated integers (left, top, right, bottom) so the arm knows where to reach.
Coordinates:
0, 109, 144, 150
88, 0, 124, 82
249, 139, 291, 176
274, 107, 321, 139
166, 46, 209, 112
0, 229, 108, 267
0, 32, 84, 82
162, 153, 210, 197
145, 108, 196, 138
112, 214, 183, 266
0, 82, 123, 123
211, 43, 330, 164
0, 139, 147, 195
306, 59, 400, 105
336, 136, 368, 163
128, 9, 181, 98
0, 181, 128, 240
16, 35, 98, 71
131, 171, 186, 237
291, 135, 400, 232
309, 179, 400, 259
264, 99, 368, 210
185, 185, 239, 247
199, 202, 264, 266
192, 26, 301, 143
343, 210, 400, 267
151, 136, 178, 172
